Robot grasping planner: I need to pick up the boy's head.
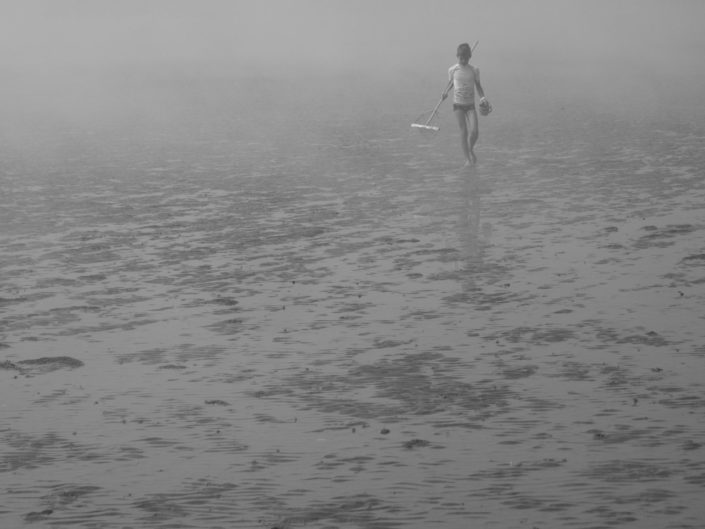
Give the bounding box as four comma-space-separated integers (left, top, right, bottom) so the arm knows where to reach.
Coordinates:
457, 42, 471, 64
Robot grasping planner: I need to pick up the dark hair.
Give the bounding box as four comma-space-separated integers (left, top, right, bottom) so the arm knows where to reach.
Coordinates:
457, 42, 471, 58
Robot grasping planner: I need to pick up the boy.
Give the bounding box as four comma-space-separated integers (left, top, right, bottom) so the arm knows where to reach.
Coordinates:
442, 42, 490, 166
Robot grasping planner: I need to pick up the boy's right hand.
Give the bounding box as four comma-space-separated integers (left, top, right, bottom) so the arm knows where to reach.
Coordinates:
441, 92, 448, 100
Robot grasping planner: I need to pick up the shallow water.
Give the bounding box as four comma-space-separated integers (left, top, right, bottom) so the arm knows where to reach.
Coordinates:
2, 89, 705, 529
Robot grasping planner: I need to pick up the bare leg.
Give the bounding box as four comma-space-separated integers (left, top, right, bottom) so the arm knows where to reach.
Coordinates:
467, 109, 479, 164
454, 108, 472, 166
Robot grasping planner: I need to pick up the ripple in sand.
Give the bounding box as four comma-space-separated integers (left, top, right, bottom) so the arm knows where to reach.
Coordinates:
634, 223, 698, 249
484, 326, 576, 345
1, 431, 105, 472
269, 495, 390, 529
582, 459, 672, 483
16, 356, 84, 375
500, 364, 539, 380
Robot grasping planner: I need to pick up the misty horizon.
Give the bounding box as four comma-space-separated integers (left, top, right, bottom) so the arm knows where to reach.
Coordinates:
2, 0, 704, 145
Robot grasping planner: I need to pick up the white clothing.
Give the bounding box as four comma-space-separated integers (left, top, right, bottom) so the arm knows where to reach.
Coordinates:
448, 63, 479, 106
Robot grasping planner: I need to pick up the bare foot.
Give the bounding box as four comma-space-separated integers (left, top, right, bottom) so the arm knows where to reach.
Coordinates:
469, 149, 477, 164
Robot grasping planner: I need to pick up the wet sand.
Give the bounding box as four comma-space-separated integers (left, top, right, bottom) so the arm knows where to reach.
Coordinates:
2, 98, 705, 528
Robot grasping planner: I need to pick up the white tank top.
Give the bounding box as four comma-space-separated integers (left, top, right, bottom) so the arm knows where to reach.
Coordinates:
448, 64, 477, 105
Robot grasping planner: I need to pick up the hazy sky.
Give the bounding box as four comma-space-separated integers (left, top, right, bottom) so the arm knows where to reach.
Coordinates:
3, 0, 704, 75
2, 0, 704, 132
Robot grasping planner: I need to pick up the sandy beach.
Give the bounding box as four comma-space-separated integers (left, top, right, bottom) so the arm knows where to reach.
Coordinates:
2, 68, 705, 529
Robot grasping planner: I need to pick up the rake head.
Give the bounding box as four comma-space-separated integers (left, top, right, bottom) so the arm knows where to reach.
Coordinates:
410, 123, 440, 132
411, 108, 441, 132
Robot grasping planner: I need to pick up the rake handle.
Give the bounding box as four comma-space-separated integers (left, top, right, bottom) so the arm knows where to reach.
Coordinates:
424, 96, 447, 126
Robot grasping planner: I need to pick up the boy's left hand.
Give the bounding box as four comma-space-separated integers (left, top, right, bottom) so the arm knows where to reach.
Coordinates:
479, 98, 492, 116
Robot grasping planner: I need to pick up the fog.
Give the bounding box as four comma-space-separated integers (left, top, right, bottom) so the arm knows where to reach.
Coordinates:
2, 0, 704, 149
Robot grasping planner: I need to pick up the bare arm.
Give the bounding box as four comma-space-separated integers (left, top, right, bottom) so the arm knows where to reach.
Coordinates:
441, 79, 453, 100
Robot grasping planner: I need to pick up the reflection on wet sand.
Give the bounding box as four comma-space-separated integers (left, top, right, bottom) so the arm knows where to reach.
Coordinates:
459, 169, 485, 272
